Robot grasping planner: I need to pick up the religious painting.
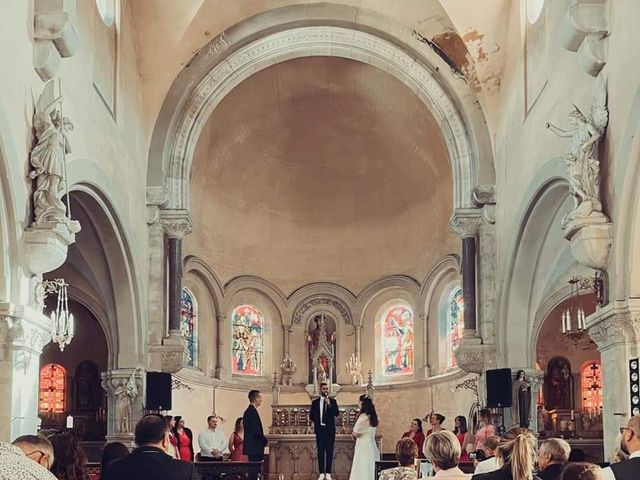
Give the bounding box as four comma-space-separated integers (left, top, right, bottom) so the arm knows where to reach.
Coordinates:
447, 287, 465, 367
39, 364, 66, 414
581, 360, 603, 412
545, 356, 574, 410
380, 305, 414, 376
180, 288, 198, 367
74, 360, 101, 412
307, 314, 337, 384
232, 305, 264, 376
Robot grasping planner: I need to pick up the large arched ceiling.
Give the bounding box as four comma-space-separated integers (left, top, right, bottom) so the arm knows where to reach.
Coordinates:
187, 56, 457, 294
131, 0, 509, 140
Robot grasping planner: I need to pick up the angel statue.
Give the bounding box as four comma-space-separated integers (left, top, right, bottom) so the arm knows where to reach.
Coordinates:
29, 79, 75, 227
114, 370, 139, 434
546, 75, 608, 229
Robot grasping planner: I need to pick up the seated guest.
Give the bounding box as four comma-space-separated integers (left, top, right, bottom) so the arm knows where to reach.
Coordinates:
473, 410, 496, 452
1, 435, 57, 480
402, 419, 426, 458
380, 438, 419, 480
48, 431, 89, 480
561, 463, 602, 480
537, 439, 570, 480
474, 436, 500, 475
568, 450, 586, 463
424, 430, 471, 479
454, 416, 471, 462
172, 416, 194, 462
165, 416, 180, 459
427, 414, 446, 436
228, 418, 249, 462
100, 442, 129, 479
102, 414, 198, 480
472, 427, 540, 480
198, 415, 229, 460
601, 414, 640, 480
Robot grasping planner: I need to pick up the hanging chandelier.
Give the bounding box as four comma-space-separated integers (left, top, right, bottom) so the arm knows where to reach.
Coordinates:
41, 278, 74, 351
561, 277, 588, 345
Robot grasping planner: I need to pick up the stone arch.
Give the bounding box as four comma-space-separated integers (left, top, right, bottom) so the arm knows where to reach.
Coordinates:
499, 164, 575, 369
146, 4, 494, 213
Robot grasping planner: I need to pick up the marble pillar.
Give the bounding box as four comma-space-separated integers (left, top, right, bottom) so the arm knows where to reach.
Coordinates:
0, 304, 51, 442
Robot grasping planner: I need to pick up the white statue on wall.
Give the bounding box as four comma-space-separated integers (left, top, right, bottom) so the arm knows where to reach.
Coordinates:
114, 370, 139, 434
346, 354, 363, 386
29, 79, 78, 231
546, 75, 609, 229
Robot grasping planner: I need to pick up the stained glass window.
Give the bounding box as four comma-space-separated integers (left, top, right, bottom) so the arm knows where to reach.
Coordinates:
39, 364, 66, 414
581, 361, 603, 412
180, 288, 198, 367
447, 287, 464, 367
232, 305, 264, 376
381, 305, 414, 376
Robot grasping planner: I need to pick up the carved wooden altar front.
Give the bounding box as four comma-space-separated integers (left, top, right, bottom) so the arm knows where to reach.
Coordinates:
267, 404, 382, 480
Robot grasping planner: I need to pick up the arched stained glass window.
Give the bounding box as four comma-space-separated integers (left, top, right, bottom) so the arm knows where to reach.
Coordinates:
39, 364, 66, 414
381, 305, 414, 376
232, 305, 264, 376
447, 287, 464, 367
180, 288, 198, 367
581, 361, 603, 413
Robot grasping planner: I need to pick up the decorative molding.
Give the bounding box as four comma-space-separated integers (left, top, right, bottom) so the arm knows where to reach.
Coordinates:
159, 210, 193, 239
560, 0, 609, 77
33, 0, 79, 81
587, 306, 634, 350
449, 208, 484, 238
453, 337, 495, 374
292, 295, 352, 325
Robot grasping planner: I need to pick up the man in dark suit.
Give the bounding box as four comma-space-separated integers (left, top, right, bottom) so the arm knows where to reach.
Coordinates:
102, 414, 198, 480
536, 438, 570, 480
242, 390, 268, 480
309, 382, 339, 480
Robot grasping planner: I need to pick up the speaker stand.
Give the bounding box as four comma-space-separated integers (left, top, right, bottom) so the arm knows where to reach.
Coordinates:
497, 407, 506, 436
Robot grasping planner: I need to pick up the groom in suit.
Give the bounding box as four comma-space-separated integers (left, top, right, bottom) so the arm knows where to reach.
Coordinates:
243, 390, 268, 480
309, 382, 339, 480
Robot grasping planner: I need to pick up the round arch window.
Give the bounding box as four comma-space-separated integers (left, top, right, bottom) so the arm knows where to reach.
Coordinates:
95, 0, 116, 27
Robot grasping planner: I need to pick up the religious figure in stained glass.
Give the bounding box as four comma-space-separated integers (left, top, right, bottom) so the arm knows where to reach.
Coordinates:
232, 305, 264, 376
447, 287, 464, 367
381, 305, 414, 376
180, 288, 198, 367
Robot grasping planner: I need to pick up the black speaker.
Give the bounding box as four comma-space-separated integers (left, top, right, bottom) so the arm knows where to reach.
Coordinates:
146, 371, 172, 411
486, 368, 513, 408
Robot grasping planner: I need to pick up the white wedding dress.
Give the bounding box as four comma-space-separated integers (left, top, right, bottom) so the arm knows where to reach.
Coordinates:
349, 413, 380, 480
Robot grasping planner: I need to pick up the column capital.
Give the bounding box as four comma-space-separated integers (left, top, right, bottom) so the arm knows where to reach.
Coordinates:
587, 303, 636, 351
160, 210, 193, 239
449, 208, 485, 238
101, 368, 145, 436
0, 303, 51, 362
216, 313, 227, 322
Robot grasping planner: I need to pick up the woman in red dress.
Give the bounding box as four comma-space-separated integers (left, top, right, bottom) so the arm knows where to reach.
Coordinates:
228, 417, 249, 461
172, 416, 194, 462
453, 416, 470, 462
401, 418, 426, 458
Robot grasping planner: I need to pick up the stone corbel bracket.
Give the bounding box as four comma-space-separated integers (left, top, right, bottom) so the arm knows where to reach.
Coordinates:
560, 0, 609, 77
23, 222, 79, 275
564, 220, 613, 270
454, 337, 496, 374
34, 0, 79, 81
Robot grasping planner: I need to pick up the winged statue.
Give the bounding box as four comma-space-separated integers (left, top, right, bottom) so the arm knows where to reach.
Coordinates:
546, 75, 609, 229
29, 79, 75, 226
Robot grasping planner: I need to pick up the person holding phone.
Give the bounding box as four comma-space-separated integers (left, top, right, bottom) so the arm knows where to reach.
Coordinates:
310, 383, 340, 480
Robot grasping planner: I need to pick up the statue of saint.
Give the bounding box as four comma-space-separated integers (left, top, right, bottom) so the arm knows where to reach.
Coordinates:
114, 370, 139, 434
512, 370, 532, 428
307, 314, 336, 383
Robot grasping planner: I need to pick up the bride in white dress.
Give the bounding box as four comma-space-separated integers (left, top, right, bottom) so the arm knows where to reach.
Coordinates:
349, 395, 380, 480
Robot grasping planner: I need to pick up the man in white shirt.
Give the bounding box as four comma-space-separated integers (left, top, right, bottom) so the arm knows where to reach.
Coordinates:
198, 415, 229, 460
0, 435, 57, 480
602, 415, 640, 480
473, 435, 500, 475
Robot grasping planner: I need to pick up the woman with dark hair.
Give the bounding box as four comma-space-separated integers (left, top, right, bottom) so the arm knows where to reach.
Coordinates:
427, 413, 446, 436
165, 416, 180, 459
349, 395, 380, 480
49, 432, 89, 480
454, 416, 471, 462
228, 417, 249, 461
172, 416, 194, 462
402, 418, 426, 458
99, 442, 128, 479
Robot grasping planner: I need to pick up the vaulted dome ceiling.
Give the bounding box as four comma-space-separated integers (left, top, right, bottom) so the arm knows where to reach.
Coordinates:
187, 56, 458, 294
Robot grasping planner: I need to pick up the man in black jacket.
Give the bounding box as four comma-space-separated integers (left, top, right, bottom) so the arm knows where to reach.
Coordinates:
309, 383, 339, 480
602, 414, 640, 480
102, 414, 199, 480
243, 390, 268, 480
536, 438, 570, 480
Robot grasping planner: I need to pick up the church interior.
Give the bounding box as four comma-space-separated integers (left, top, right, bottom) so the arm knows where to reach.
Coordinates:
2, 1, 640, 479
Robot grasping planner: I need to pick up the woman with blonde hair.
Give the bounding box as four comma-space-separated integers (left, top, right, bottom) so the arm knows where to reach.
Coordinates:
472, 427, 541, 480
424, 430, 470, 479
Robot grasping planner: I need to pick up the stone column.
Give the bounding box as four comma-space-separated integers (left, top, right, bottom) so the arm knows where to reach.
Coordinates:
215, 313, 226, 379
101, 368, 144, 448
0, 305, 51, 441
354, 325, 362, 359
588, 306, 635, 457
